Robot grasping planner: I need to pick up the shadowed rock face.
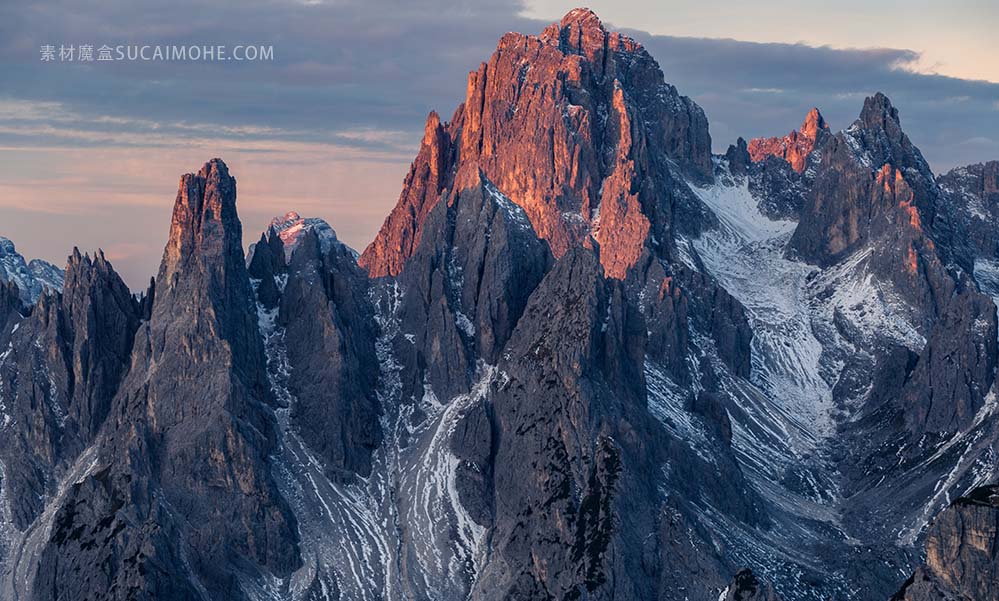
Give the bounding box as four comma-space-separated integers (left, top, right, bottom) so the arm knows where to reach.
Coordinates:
21, 159, 301, 600
250, 214, 383, 481
472, 248, 652, 598
391, 173, 553, 404
721, 569, 782, 601
940, 160, 999, 263
465, 247, 765, 600
899, 286, 997, 434
361, 8, 712, 279
0, 249, 139, 530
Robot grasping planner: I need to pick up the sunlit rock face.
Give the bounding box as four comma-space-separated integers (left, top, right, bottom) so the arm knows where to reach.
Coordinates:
361, 7, 712, 280
748, 108, 829, 173
893, 486, 999, 601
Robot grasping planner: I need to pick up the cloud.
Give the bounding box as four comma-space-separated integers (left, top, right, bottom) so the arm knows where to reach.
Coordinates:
625, 31, 999, 169
2, 0, 995, 169
0, 0, 537, 145
1, 0, 998, 286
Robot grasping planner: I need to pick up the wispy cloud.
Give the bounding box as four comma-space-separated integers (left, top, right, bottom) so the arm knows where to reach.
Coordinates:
1, 0, 998, 288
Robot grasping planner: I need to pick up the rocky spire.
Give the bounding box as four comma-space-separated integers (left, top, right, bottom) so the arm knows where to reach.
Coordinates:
359, 111, 450, 277
551, 7, 614, 63
24, 159, 302, 600
800, 107, 827, 138
859, 92, 900, 131
155, 158, 266, 374
160, 158, 242, 287
747, 107, 828, 172
847, 92, 933, 181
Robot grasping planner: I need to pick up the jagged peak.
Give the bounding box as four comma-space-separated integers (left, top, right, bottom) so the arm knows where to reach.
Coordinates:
266, 211, 352, 261
361, 6, 711, 280
67, 246, 108, 266
161, 158, 243, 286
800, 107, 828, 138
559, 7, 605, 33
859, 91, 900, 130
171, 158, 237, 235
197, 156, 231, 181
62, 246, 132, 311
842, 93, 933, 177
423, 110, 443, 144
747, 107, 828, 173
0, 235, 65, 304
269, 210, 303, 230
539, 7, 642, 59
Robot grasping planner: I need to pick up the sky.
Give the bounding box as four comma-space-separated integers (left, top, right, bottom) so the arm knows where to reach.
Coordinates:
0, 0, 997, 288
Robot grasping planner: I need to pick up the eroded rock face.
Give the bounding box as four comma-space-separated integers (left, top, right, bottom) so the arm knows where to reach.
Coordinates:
23, 159, 301, 600
893, 486, 999, 601
748, 108, 828, 173
466, 247, 765, 600
0, 248, 139, 530
790, 95, 956, 329
792, 96, 928, 265
253, 215, 383, 481
392, 173, 553, 404
473, 248, 648, 598
361, 8, 712, 279
940, 160, 999, 265
358, 112, 452, 278
899, 286, 997, 434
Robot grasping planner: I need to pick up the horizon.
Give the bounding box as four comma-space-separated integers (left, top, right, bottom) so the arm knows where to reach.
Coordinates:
1, 2, 997, 288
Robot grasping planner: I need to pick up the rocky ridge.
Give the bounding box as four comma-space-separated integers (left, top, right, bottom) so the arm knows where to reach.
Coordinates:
0, 237, 64, 305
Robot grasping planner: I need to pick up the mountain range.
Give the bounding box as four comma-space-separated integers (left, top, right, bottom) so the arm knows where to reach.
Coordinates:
1, 8, 998, 601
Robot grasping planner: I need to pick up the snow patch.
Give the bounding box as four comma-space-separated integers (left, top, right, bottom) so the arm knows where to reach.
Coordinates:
691, 180, 834, 450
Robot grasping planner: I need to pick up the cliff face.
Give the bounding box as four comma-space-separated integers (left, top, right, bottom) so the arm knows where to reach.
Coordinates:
789, 95, 958, 329
361, 8, 712, 280
940, 160, 999, 277
0, 249, 139, 531
249, 212, 382, 481
893, 486, 999, 601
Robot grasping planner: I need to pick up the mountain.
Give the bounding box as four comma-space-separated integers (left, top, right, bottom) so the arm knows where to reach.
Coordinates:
1, 8, 999, 601
0, 237, 64, 305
